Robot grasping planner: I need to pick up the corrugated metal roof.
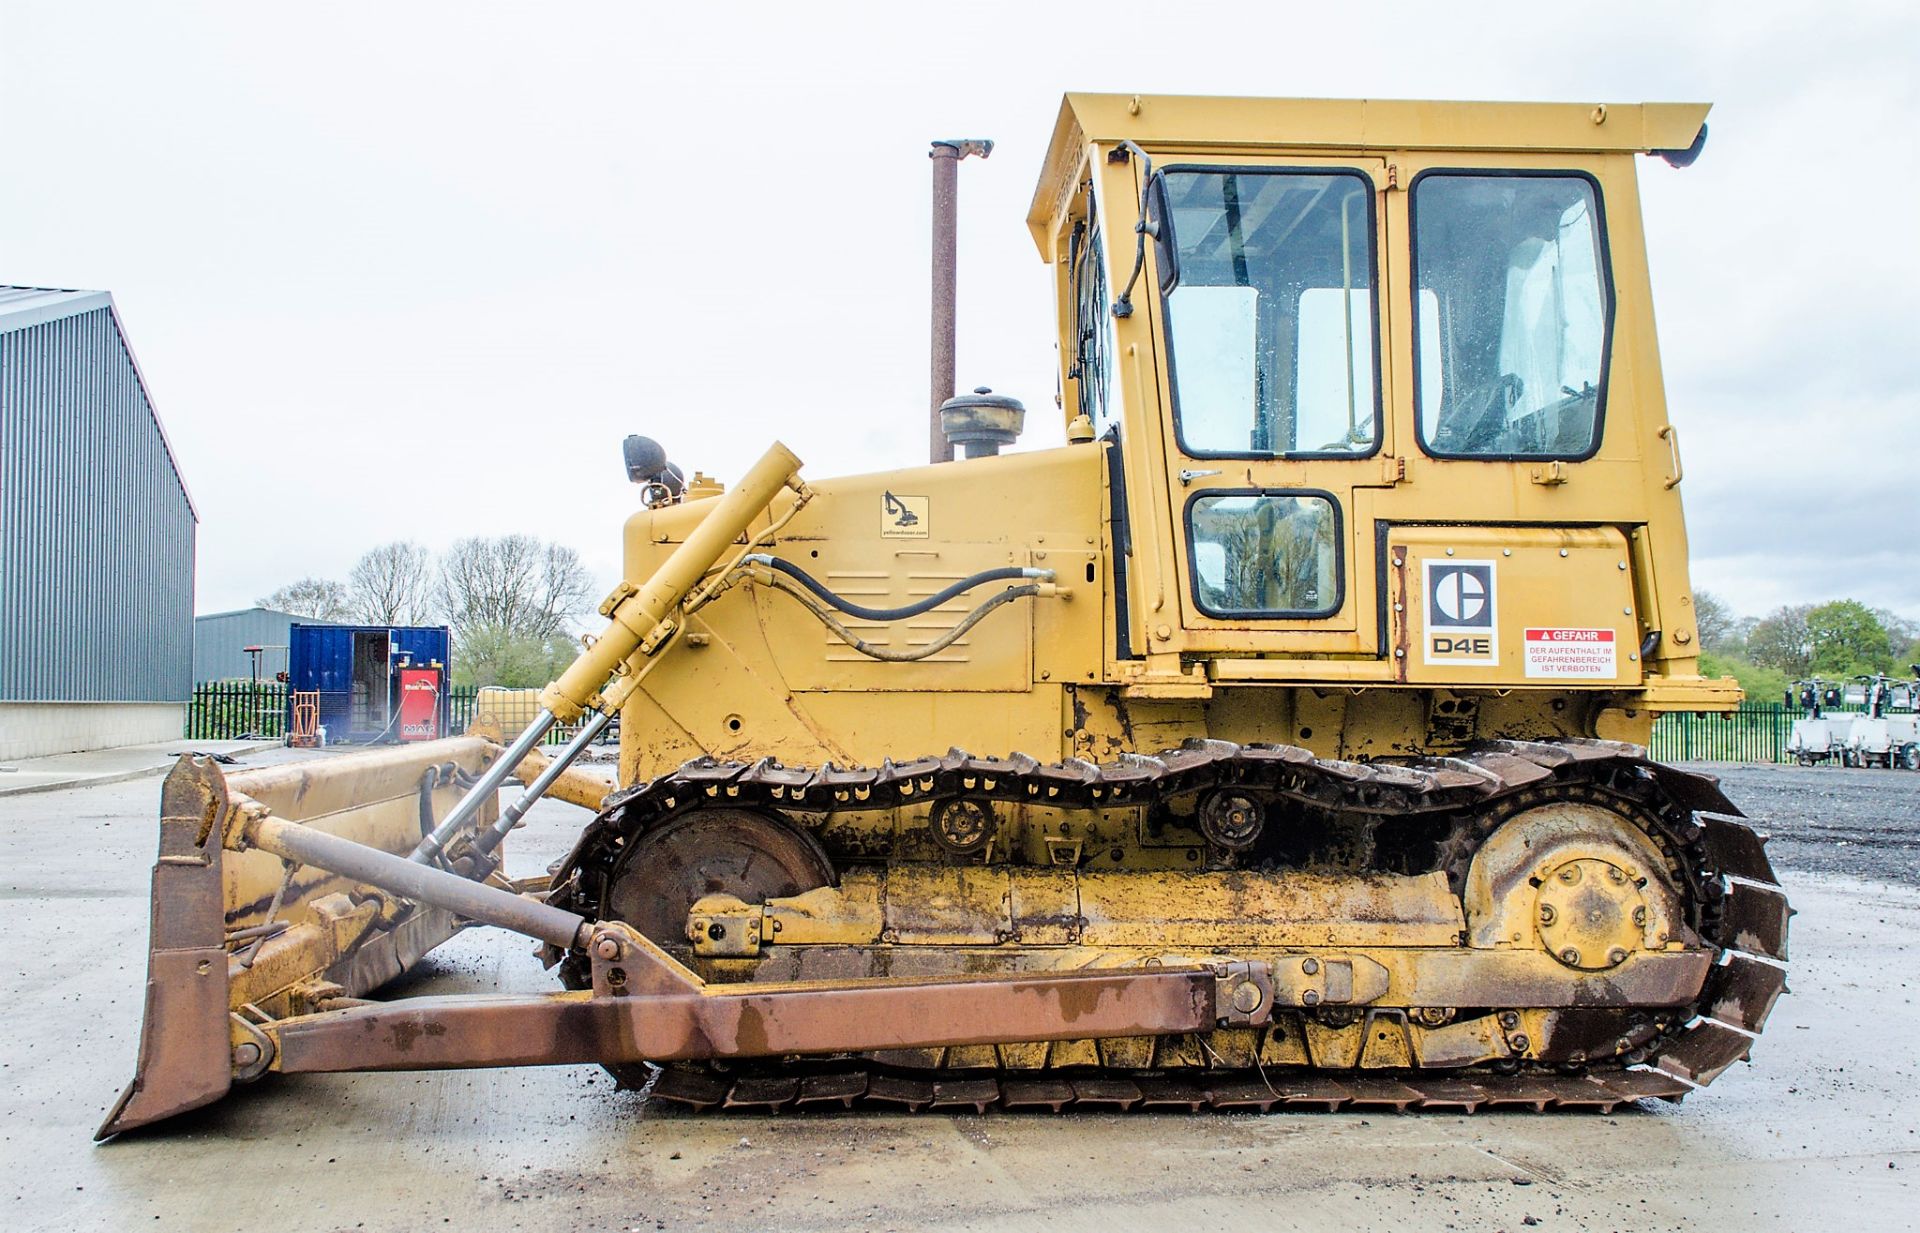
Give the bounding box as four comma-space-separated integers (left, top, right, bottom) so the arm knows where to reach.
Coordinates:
193, 607, 303, 683
0, 285, 196, 519
0, 286, 114, 334
197, 606, 306, 622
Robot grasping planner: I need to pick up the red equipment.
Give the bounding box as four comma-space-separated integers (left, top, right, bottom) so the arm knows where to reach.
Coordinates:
396, 666, 443, 742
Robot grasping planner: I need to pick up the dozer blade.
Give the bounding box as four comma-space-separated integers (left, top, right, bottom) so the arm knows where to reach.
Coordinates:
99, 738, 512, 1140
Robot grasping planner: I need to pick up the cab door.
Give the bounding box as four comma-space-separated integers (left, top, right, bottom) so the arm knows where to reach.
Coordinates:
1133, 156, 1395, 661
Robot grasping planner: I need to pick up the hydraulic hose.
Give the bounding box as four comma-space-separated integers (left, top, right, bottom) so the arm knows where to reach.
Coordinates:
761, 571, 1041, 662
743, 554, 1050, 622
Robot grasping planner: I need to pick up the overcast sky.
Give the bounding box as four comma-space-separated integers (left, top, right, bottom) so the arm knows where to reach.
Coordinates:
4, 1, 1916, 624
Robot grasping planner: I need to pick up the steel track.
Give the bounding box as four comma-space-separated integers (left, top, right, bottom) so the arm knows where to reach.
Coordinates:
640, 1059, 1699, 1114
550, 737, 1790, 1113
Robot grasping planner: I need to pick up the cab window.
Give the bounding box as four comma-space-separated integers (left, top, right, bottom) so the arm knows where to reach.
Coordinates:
1159, 169, 1378, 458
1187, 492, 1340, 617
1412, 172, 1610, 459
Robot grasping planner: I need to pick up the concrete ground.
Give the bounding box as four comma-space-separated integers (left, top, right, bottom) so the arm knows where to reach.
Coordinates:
0, 737, 279, 797
0, 755, 1914, 1231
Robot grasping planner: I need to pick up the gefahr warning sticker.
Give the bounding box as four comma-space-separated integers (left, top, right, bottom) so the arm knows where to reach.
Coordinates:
1523, 628, 1617, 679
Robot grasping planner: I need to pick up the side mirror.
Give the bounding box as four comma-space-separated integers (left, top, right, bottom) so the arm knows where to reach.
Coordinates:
1149, 172, 1179, 294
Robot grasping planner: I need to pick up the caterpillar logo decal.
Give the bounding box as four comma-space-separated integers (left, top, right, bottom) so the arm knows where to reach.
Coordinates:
880, 491, 929, 539
1423, 560, 1498, 665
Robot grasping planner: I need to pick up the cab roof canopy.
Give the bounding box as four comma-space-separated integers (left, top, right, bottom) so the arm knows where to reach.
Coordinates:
1028, 93, 1710, 252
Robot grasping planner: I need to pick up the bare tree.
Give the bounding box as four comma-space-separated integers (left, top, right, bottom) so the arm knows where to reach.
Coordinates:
1691, 591, 1754, 655
258, 577, 351, 622
1746, 604, 1815, 677
349, 541, 437, 625
436, 535, 591, 639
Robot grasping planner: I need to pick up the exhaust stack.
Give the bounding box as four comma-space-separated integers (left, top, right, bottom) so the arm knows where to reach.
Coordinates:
929, 138, 992, 464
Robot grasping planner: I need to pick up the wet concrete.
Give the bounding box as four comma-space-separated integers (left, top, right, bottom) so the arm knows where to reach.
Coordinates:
1, 756, 1913, 1231
1693, 761, 1920, 886
0, 738, 279, 798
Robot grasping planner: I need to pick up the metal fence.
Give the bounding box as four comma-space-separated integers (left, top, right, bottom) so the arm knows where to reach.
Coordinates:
1650, 703, 1795, 764
187, 682, 586, 745
1649, 701, 1903, 764
186, 680, 290, 740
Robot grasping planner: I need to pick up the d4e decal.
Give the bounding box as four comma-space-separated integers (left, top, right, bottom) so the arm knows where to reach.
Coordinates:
1423, 560, 1498, 666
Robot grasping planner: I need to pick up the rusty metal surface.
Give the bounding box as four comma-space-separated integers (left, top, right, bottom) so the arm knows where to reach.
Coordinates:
97, 759, 235, 1139
633, 1062, 1696, 1115
1720, 880, 1791, 960
927, 140, 992, 463
743, 941, 1709, 1010
107, 737, 1790, 1134
102, 745, 542, 1137
554, 736, 1789, 1104
1700, 953, 1788, 1032
1654, 1020, 1755, 1086
1695, 812, 1779, 884
264, 967, 1215, 1074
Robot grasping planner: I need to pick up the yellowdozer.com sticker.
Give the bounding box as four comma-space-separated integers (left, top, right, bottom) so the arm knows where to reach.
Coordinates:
880, 491, 929, 539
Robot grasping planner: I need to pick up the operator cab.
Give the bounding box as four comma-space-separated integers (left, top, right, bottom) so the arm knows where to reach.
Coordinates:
1032, 95, 1715, 696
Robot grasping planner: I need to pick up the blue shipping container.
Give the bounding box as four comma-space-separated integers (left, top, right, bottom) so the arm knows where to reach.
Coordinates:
286, 623, 452, 744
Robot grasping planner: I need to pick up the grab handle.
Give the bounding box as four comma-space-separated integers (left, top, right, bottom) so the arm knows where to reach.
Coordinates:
1658, 425, 1684, 489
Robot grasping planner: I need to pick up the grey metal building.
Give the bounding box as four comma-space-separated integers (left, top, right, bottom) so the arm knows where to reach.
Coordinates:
0, 287, 197, 759
194, 607, 300, 683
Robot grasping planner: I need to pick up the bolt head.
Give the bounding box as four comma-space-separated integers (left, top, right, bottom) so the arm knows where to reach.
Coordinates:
594, 936, 622, 961
1558, 865, 1582, 884
1301, 989, 1321, 1006
1539, 904, 1557, 925
1607, 947, 1629, 966
232, 1041, 262, 1068
1301, 957, 1320, 975
1231, 981, 1263, 1014
1633, 906, 1648, 926
1560, 947, 1582, 965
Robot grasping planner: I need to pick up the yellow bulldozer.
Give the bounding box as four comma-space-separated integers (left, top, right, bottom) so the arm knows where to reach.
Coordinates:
101, 94, 1789, 1137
